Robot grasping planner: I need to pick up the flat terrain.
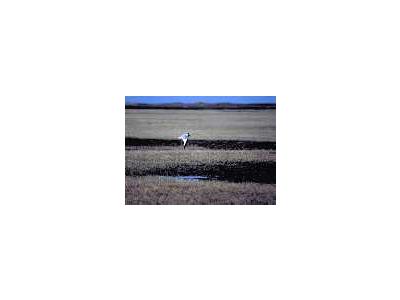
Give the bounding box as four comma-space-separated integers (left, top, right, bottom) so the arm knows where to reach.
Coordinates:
125, 109, 276, 141
126, 176, 276, 205
125, 109, 276, 205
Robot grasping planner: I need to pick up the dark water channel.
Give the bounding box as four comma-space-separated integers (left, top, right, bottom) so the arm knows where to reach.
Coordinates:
126, 138, 276, 150
126, 161, 276, 184
160, 176, 215, 182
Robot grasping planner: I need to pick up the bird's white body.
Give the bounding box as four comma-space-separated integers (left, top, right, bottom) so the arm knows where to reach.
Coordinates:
178, 132, 191, 149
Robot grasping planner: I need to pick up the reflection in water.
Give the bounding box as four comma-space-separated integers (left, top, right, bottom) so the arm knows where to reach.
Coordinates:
160, 176, 215, 182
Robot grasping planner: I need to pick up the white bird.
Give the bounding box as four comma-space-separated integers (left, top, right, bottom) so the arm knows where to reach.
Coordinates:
178, 132, 191, 149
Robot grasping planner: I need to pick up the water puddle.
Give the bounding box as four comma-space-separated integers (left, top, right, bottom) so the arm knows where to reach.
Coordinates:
160, 176, 216, 182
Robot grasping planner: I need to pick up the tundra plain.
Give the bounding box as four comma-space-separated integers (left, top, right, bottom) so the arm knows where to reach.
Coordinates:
125, 109, 276, 205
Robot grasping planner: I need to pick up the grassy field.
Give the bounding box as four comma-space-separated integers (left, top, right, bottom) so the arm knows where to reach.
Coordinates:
126, 148, 274, 172
125, 109, 276, 141
125, 109, 276, 205
126, 176, 276, 205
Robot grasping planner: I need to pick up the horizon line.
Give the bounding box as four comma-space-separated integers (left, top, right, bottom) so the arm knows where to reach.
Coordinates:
125, 96, 276, 105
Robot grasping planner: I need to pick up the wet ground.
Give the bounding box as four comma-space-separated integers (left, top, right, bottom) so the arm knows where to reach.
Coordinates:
126, 138, 276, 150
125, 138, 276, 185
125, 159, 276, 183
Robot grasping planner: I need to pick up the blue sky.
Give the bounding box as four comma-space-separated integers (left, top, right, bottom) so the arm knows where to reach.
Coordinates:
125, 96, 276, 105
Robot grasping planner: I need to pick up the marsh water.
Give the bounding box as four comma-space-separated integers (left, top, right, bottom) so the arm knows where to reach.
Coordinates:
160, 176, 215, 182
125, 160, 276, 184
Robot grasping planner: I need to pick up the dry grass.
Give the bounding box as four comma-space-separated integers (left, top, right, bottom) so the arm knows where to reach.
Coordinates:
126, 148, 275, 173
125, 108, 276, 204
125, 176, 276, 205
125, 109, 276, 141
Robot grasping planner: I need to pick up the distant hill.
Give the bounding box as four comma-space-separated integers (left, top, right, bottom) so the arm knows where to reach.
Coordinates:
125, 103, 276, 110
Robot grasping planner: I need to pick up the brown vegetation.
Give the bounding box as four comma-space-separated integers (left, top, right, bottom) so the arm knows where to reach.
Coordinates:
125, 176, 276, 205
125, 109, 276, 141
125, 109, 276, 204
